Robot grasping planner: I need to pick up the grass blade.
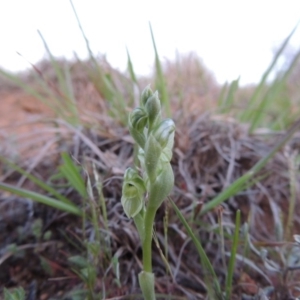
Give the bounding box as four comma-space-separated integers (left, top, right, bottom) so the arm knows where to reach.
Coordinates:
169, 198, 222, 297
225, 210, 240, 299
37, 31, 79, 125
0, 69, 55, 110
0, 182, 81, 216
217, 82, 229, 109
249, 48, 300, 131
59, 152, 88, 199
0, 156, 74, 206
126, 47, 138, 85
201, 118, 300, 215
149, 22, 171, 117
69, 0, 127, 125
240, 22, 299, 128
37, 30, 68, 96
219, 78, 239, 114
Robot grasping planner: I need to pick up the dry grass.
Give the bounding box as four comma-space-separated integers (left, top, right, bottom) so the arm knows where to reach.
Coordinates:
1, 56, 300, 299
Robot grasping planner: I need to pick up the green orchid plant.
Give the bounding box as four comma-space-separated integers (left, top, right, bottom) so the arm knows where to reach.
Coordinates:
121, 86, 175, 300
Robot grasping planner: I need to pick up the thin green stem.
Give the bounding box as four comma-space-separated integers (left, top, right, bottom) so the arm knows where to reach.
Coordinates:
142, 206, 157, 272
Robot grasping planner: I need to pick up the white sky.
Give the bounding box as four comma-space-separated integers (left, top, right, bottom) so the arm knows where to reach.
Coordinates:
0, 0, 299, 85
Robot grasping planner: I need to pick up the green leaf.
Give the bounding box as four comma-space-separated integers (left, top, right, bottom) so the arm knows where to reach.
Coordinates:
4, 287, 25, 300
148, 163, 174, 210
68, 255, 89, 269
138, 271, 156, 300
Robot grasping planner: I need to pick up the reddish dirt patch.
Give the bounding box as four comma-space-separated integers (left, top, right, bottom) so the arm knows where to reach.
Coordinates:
0, 89, 54, 160
0, 90, 51, 133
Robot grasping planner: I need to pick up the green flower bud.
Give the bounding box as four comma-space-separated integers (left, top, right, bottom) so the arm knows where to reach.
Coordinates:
140, 85, 153, 107
130, 107, 148, 131
128, 108, 147, 149
121, 168, 146, 218
153, 119, 175, 150
145, 91, 161, 129
129, 127, 146, 149
147, 162, 174, 210
138, 271, 155, 300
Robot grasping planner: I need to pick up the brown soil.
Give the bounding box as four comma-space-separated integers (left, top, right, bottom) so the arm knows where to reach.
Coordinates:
0, 89, 54, 162
0, 89, 52, 133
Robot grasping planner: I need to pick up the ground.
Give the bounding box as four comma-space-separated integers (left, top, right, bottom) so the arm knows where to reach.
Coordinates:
1, 76, 300, 299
